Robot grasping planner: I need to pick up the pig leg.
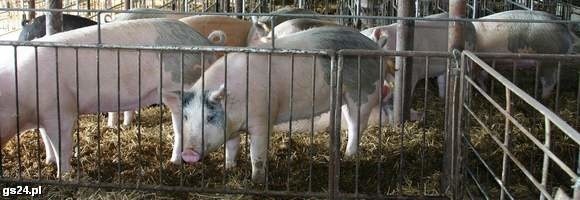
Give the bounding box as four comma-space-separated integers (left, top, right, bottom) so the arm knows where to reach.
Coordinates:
122, 111, 134, 126
107, 112, 119, 128
437, 75, 446, 99
225, 135, 241, 169
343, 89, 380, 158
39, 128, 56, 164
42, 114, 76, 177
539, 63, 557, 99
249, 125, 269, 183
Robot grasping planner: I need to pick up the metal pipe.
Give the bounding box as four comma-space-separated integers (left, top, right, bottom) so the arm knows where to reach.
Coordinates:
442, 0, 466, 196
235, 0, 242, 18
393, 0, 415, 124
124, 0, 130, 10
28, 0, 35, 20
45, 0, 63, 36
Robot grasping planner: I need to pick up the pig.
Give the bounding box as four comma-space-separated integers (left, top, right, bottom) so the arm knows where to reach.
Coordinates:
179, 15, 260, 47
471, 10, 577, 99
362, 13, 476, 123
107, 15, 265, 128
112, 8, 184, 22
256, 6, 320, 30
108, 15, 270, 128
19, 14, 97, 41
180, 27, 384, 183
0, 18, 216, 176
265, 18, 342, 40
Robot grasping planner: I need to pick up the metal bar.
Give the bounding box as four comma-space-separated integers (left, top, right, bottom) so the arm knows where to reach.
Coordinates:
539, 117, 552, 200
28, 0, 35, 20
463, 51, 580, 145
329, 54, 340, 199
377, 55, 384, 195
34, 46, 41, 179
309, 55, 317, 193
355, 55, 362, 196
124, 0, 130, 10
45, 0, 63, 36
443, 0, 466, 195
554, 62, 561, 113
465, 167, 491, 200
116, 49, 122, 184
13, 46, 21, 180
0, 177, 449, 199
223, 52, 228, 188
463, 107, 520, 200
466, 72, 578, 178
158, 51, 164, 183
286, 54, 295, 192
393, 0, 415, 124
500, 88, 513, 200
137, 49, 143, 184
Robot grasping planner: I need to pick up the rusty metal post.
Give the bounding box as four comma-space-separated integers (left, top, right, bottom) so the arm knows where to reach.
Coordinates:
124, 0, 130, 10
442, 0, 466, 199
393, 0, 415, 124
28, 0, 35, 20
46, 0, 63, 36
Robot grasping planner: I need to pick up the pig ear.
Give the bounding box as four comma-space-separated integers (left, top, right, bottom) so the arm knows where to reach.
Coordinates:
209, 84, 226, 102
372, 29, 389, 48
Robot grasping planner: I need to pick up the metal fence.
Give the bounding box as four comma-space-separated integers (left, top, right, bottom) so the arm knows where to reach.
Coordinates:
459, 51, 580, 199
0, 4, 579, 200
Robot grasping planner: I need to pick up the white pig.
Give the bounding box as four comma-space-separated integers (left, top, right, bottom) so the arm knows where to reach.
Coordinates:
180, 27, 384, 183
0, 18, 216, 176
471, 10, 577, 99
266, 18, 342, 40
362, 13, 476, 123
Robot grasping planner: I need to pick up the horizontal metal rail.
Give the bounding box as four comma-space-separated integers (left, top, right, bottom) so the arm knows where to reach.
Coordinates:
0, 177, 450, 199
0, 40, 334, 55
0, 8, 579, 25
463, 51, 580, 145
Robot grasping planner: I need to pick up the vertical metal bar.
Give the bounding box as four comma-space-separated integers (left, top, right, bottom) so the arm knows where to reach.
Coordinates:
158, 51, 164, 183
377, 55, 384, 195
179, 52, 184, 186
554, 62, 561, 113
13, 46, 22, 180
309, 55, 317, 193
355, 56, 361, 196
137, 50, 143, 184
46, 0, 63, 36
74, 47, 80, 182
263, 53, 272, 190
116, 49, 122, 184
55, 47, 62, 181
422, 56, 430, 196
200, 52, 206, 186
96, 47, 102, 182
539, 117, 551, 200
125, 0, 130, 10
28, 0, 35, 20
393, 0, 415, 124
35, 47, 41, 179
235, 0, 242, 18
443, 0, 466, 196
223, 53, 228, 187
329, 54, 341, 199
244, 52, 249, 178
286, 54, 295, 192
500, 88, 512, 200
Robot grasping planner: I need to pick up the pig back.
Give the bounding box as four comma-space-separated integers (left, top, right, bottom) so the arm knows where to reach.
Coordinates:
179, 15, 252, 46
474, 10, 574, 54
113, 8, 184, 22
274, 27, 383, 102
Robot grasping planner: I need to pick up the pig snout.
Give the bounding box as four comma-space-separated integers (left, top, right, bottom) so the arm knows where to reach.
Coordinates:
181, 149, 201, 164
